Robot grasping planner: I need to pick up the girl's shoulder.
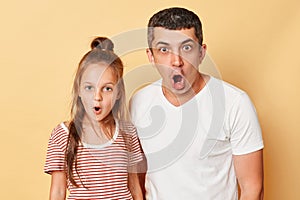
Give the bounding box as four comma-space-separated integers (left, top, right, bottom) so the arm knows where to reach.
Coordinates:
118, 120, 137, 135
49, 121, 69, 142
62, 121, 70, 127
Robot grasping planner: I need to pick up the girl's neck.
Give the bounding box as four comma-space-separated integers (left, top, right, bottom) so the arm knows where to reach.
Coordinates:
81, 115, 116, 144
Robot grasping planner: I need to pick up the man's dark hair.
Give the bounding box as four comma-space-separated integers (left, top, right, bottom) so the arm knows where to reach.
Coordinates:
147, 7, 203, 48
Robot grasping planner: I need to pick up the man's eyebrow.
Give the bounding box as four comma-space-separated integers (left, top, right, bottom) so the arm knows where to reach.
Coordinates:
181, 38, 196, 44
154, 39, 196, 46
154, 41, 169, 46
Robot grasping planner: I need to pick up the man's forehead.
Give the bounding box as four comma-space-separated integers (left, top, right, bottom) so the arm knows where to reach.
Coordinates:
152, 27, 198, 45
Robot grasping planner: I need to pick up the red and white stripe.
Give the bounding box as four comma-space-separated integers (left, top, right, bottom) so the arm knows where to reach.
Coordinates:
44, 121, 143, 199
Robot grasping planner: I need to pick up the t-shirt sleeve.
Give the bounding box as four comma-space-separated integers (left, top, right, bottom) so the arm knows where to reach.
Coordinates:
228, 93, 264, 155
129, 96, 139, 126
44, 125, 68, 174
128, 126, 144, 166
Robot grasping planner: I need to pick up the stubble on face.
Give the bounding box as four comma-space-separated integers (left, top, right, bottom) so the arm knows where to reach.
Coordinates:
149, 27, 207, 105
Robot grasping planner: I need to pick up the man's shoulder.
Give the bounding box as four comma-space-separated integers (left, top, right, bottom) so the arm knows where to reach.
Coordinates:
209, 76, 246, 97
208, 77, 260, 121
131, 79, 162, 102
129, 79, 162, 121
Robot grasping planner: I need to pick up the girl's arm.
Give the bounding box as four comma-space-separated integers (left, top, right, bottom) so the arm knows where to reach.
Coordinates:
49, 171, 67, 200
128, 153, 147, 200
128, 171, 144, 200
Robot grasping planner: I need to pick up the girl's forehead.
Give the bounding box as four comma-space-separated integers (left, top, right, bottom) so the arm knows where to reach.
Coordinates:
81, 63, 116, 83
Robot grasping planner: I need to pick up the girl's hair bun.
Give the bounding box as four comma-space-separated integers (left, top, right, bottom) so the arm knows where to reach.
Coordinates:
90, 37, 114, 51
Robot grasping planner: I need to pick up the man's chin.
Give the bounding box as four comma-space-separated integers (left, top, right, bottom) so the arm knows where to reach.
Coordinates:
170, 86, 191, 95
172, 83, 185, 90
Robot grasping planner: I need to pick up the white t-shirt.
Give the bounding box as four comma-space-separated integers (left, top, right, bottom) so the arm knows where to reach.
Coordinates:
130, 76, 264, 200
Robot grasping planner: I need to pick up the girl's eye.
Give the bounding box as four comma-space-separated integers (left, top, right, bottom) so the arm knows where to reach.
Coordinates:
103, 86, 113, 92
84, 85, 94, 91
182, 45, 192, 51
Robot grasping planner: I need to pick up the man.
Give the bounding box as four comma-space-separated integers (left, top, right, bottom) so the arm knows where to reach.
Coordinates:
130, 7, 264, 200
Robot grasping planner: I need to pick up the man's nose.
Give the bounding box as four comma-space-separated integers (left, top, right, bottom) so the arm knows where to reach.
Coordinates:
171, 52, 183, 67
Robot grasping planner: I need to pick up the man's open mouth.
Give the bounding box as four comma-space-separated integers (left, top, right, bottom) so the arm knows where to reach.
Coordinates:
173, 75, 183, 83
171, 74, 185, 90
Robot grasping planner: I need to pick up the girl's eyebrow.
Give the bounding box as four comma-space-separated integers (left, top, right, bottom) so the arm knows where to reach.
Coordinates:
82, 81, 115, 85
102, 82, 115, 85
82, 81, 93, 84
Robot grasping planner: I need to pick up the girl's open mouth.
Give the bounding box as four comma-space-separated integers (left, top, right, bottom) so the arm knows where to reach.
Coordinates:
94, 106, 101, 114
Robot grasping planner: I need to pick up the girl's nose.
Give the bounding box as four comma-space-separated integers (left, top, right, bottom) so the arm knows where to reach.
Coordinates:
94, 89, 102, 101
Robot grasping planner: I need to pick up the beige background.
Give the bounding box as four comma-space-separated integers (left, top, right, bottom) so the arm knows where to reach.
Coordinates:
0, 0, 299, 199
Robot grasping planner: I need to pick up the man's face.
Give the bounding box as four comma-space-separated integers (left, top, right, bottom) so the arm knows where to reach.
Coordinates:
147, 27, 206, 95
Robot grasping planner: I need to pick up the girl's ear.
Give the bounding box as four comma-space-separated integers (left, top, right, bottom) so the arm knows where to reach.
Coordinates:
116, 93, 120, 100
116, 90, 122, 100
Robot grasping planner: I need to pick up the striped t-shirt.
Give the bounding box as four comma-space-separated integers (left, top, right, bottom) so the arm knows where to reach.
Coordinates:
44, 121, 143, 199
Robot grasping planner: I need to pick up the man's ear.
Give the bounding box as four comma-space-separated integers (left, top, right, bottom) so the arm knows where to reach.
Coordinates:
200, 44, 207, 61
146, 48, 154, 63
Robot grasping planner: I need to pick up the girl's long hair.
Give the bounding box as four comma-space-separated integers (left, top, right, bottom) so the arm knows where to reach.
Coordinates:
65, 37, 127, 186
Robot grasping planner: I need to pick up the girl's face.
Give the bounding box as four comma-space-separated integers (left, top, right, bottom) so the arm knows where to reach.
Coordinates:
79, 63, 119, 123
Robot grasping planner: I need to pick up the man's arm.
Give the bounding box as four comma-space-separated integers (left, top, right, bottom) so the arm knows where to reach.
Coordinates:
233, 149, 264, 200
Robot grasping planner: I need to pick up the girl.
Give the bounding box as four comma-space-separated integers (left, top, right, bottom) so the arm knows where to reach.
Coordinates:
44, 37, 144, 199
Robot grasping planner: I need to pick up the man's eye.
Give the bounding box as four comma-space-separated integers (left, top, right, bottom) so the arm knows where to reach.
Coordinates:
159, 47, 169, 53
182, 45, 192, 51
